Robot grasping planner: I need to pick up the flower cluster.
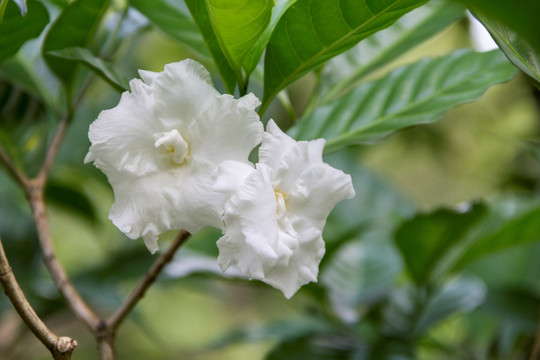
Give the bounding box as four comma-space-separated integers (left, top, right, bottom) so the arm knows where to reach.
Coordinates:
86, 59, 355, 298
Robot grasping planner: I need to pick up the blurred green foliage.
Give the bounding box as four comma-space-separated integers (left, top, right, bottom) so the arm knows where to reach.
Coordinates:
0, 0, 539, 359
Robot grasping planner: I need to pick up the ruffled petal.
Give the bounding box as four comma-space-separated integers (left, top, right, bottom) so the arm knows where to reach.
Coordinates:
107, 158, 223, 253
259, 120, 326, 193
288, 163, 355, 230
213, 160, 255, 195
107, 167, 188, 253
144, 60, 219, 124
188, 93, 263, 165
86, 78, 163, 176
217, 165, 297, 278
262, 218, 325, 298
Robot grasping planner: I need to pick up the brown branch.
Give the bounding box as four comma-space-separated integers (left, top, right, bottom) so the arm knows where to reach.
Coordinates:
107, 230, 191, 332
38, 118, 68, 182
0, 145, 28, 188
0, 235, 77, 359
25, 183, 101, 332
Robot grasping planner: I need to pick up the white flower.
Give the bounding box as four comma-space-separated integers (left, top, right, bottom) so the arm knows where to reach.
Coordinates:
215, 120, 355, 298
85, 59, 263, 253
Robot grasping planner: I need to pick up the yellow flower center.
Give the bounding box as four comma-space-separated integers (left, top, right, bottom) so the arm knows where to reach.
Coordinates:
154, 129, 189, 165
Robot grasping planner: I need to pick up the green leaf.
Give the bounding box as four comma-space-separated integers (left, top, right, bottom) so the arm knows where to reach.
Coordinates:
45, 182, 97, 222
197, 0, 273, 81
394, 203, 486, 285
261, 0, 429, 113
185, 0, 236, 93
473, 11, 540, 86
242, 0, 297, 75
211, 318, 330, 349
0, 79, 50, 177
291, 50, 516, 153
455, 0, 540, 54
320, 0, 465, 104
47, 47, 129, 92
481, 288, 540, 331
412, 276, 486, 336
42, 0, 110, 90
0, 0, 8, 23
321, 231, 401, 322
0, 56, 56, 108
12, 0, 27, 15
0, 0, 49, 64
128, 0, 209, 57
322, 150, 414, 260
266, 334, 357, 360
451, 204, 540, 271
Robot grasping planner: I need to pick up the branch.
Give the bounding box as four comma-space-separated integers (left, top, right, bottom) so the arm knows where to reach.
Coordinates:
0, 235, 77, 359
38, 118, 68, 182
26, 184, 101, 332
0, 145, 28, 188
107, 230, 191, 331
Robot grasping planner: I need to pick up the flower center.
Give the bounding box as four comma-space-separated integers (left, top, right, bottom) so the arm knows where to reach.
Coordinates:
275, 191, 288, 216
154, 129, 189, 165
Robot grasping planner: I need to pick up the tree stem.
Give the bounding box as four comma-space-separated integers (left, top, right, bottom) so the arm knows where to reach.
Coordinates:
107, 230, 190, 332
0, 236, 77, 359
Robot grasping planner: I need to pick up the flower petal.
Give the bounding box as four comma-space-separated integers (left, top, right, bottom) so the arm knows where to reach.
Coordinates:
259, 120, 326, 193
143, 59, 219, 124
188, 93, 263, 165
288, 163, 355, 230
86, 78, 162, 176
262, 219, 324, 298
106, 158, 223, 253
217, 165, 297, 278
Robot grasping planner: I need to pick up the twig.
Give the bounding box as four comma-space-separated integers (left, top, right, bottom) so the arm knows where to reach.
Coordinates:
0, 145, 28, 188
0, 235, 77, 360
26, 183, 101, 332
38, 119, 68, 182
107, 230, 191, 331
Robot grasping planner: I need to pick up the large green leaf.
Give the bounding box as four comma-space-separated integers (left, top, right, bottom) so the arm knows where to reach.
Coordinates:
451, 204, 540, 271
186, 0, 273, 92
456, 0, 540, 54
383, 277, 485, 338
210, 0, 272, 75
261, 0, 429, 113
42, 0, 110, 90
291, 50, 516, 153
473, 12, 540, 87
242, 0, 297, 76
47, 47, 129, 92
0, 0, 49, 64
321, 231, 402, 322
265, 334, 357, 360
322, 150, 413, 258
412, 276, 486, 336
185, 0, 236, 93
0, 56, 55, 108
128, 0, 209, 57
393, 203, 486, 285
320, 0, 465, 104
45, 181, 97, 222
0, 80, 50, 176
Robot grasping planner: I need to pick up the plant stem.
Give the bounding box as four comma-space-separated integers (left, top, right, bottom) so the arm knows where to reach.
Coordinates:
26, 183, 101, 331
107, 230, 191, 332
0, 236, 77, 359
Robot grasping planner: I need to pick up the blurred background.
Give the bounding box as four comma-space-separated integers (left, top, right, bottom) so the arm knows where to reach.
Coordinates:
0, 0, 539, 359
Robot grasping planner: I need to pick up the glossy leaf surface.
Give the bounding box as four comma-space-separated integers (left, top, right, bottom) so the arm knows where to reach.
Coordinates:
291, 50, 516, 153
262, 0, 429, 110
42, 0, 109, 89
